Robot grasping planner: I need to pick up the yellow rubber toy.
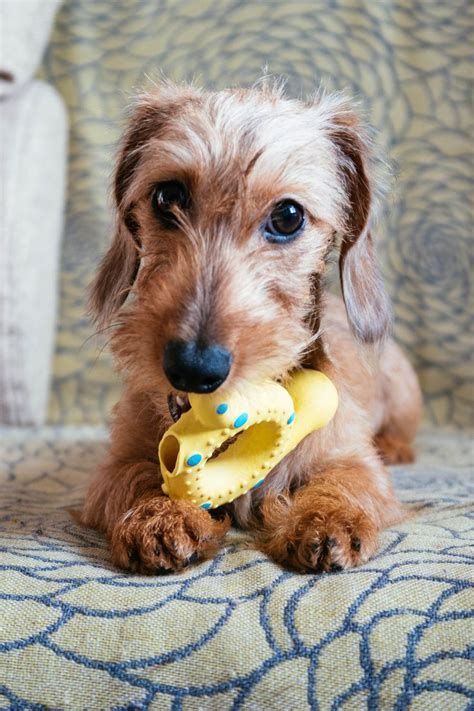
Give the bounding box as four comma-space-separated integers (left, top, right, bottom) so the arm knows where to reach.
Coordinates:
159, 369, 338, 509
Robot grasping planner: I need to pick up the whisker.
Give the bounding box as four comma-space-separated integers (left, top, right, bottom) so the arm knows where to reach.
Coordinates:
80, 322, 123, 352
89, 335, 115, 367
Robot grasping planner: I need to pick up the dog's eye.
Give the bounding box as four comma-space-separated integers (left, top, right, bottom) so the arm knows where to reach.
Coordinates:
264, 200, 305, 243
152, 181, 190, 227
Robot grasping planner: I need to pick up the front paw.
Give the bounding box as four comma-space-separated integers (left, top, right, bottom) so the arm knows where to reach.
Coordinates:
110, 497, 229, 574
261, 493, 379, 573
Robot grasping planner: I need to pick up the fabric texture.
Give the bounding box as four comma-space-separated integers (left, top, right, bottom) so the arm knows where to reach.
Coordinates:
0, 79, 67, 425
0, 0, 61, 97
39, 0, 473, 428
1, 3, 471, 709
0, 428, 472, 709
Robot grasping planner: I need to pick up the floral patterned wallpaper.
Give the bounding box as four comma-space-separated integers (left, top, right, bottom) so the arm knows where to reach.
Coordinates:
41, 0, 473, 427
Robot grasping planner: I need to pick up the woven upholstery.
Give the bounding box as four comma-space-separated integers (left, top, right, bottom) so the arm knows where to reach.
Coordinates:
40, 0, 472, 428
0, 1, 471, 708
0, 428, 472, 708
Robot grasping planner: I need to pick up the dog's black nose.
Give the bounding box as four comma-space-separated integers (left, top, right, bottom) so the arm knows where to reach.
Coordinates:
163, 340, 232, 393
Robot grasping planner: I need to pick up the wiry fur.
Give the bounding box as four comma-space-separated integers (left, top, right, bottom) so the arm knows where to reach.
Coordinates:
82, 80, 422, 574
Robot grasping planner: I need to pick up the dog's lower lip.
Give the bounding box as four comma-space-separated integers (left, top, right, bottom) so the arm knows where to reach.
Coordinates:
167, 393, 191, 422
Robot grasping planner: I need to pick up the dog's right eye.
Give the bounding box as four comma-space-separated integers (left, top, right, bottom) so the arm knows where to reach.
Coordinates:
152, 181, 190, 227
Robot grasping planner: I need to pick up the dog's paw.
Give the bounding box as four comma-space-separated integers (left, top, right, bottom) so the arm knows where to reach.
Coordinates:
110, 497, 229, 574
287, 508, 378, 573
374, 432, 415, 465
261, 493, 379, 573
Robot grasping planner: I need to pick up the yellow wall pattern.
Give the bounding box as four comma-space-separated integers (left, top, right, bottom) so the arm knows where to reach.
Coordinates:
41, 0, 473, 427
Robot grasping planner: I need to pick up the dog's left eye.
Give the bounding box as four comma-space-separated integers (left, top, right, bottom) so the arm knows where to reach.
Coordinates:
264, 200, 305, 243
152, 181, 190, 227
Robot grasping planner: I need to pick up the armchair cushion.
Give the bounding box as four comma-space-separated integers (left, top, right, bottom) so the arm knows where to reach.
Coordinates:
0, 427, 471, 708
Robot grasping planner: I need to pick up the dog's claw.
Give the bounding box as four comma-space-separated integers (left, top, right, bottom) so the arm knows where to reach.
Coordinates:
351, 537, 361, 551
111, 497, 229, 574
128, 546, 140, 564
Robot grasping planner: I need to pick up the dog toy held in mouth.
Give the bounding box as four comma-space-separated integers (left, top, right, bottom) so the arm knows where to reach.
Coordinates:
159, 369, 338, 509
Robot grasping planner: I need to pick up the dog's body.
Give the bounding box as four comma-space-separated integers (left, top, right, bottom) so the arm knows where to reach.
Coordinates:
81, 80, 422, 574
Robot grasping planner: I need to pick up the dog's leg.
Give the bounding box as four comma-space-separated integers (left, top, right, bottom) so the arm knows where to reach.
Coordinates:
374, 339, 422, 465
374, 430, 416, 465
80, 391, 229, 574
259, 457, 403, 573
82, 460, 228, 574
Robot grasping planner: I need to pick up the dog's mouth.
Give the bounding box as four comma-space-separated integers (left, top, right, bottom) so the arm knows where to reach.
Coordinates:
166, 391, 242, 459
167, 392, 191, 422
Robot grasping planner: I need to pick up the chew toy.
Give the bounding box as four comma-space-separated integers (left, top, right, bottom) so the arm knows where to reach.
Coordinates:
159, 369, 338, 509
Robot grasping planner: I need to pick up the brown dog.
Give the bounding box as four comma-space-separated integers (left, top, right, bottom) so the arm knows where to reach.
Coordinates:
81, 79, 422, 574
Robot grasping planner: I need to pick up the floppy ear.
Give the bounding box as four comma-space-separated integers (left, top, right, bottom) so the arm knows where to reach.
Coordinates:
331, 110, 392, 343
89, 82, 201, 328
88, 221, 140, 329
88, 106, 154, 328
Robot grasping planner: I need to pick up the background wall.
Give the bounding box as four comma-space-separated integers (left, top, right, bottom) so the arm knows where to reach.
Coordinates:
41, 0, 473, 428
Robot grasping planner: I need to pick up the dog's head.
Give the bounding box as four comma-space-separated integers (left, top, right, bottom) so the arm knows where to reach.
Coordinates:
90, 80, 391, 397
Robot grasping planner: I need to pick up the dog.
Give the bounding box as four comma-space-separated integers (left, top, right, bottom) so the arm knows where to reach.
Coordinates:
80, 79, 422, 574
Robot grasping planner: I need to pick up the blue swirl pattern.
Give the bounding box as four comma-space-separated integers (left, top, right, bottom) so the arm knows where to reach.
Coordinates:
39, 0, 473, 428
0, 428, 472, 708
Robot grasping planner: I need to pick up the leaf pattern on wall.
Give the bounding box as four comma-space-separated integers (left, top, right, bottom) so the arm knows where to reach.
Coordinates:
41, 0, 473, 426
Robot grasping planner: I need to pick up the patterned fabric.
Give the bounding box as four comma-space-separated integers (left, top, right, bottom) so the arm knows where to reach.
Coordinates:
23, 5, 473, 707
0, 428, 472, 709
40, 0, 473, 428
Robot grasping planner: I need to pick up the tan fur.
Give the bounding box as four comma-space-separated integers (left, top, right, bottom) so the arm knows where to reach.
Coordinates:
81, 79, 422, 574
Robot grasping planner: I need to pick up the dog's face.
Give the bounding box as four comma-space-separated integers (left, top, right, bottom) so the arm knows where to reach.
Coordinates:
90, 81, 390, 398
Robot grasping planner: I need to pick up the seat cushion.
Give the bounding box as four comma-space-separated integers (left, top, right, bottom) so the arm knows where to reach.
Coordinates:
0, 427, 472, 708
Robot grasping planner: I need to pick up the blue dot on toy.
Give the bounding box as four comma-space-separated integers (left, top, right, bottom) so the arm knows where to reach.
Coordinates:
287, 412, 295, 425
233, 412, 249, 428
187, 453, 202, 467
253, 479, 265, 489
216, 403, 228, 415
200, 501, 212, 510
